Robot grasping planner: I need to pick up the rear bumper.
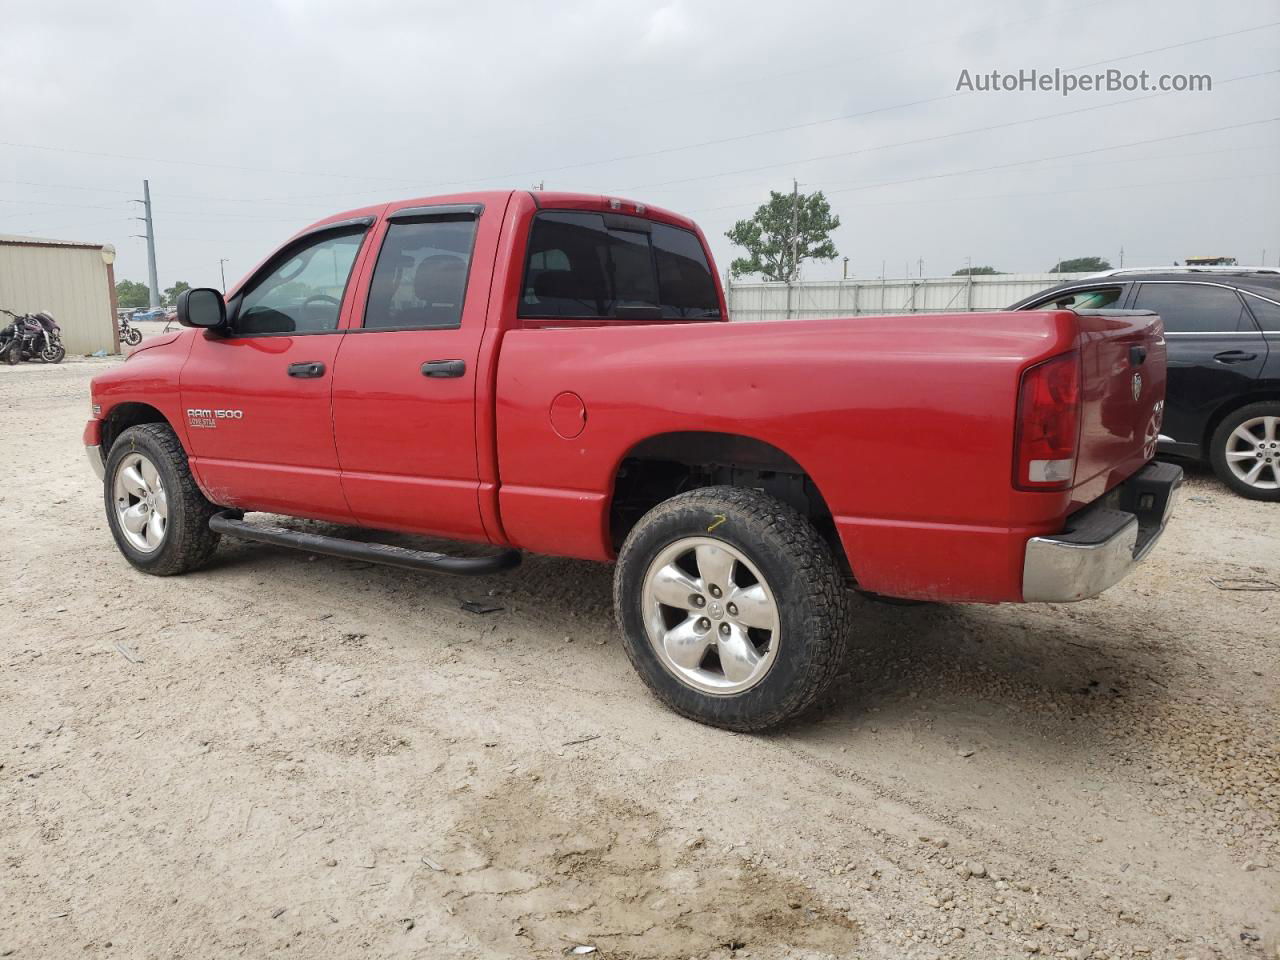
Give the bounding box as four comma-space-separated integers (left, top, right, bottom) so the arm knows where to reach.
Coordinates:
1022, 461, 1182, 602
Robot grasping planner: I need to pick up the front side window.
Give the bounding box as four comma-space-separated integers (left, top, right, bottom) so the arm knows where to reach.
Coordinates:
1131, 283, 1250, 333
519, 211, 720, 320
234, 228, 365, 335
364, 217, 478, 330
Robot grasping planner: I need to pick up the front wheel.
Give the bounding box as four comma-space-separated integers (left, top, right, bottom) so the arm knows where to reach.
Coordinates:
40, 342, 65, 363
1210, 402, 1280, 501
123, 327, 142, 346
104, 423, 222, 575
614, 486, 849, 731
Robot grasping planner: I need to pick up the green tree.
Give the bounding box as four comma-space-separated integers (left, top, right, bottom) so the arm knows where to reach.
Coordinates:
726, 188, 840, 281
952, 265, 1002, 276
115, 279, 150, 309
162, 281, 191, 307
1050, 256, 1112, 273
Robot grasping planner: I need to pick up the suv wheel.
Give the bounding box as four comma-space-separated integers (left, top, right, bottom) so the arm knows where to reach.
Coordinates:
1210, 402, 1280, 501
104, 423, 222, 574
614, 486, 849, 731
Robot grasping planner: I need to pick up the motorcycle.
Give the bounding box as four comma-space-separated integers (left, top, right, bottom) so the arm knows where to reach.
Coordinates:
118, 313, 143, 347
0, 308, 66, 364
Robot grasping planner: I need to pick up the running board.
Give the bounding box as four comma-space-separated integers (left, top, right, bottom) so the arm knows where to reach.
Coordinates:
209, 511, 521, 576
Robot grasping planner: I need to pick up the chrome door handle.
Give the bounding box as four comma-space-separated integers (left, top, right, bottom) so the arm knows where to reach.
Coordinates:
1213, 350, 1257, 364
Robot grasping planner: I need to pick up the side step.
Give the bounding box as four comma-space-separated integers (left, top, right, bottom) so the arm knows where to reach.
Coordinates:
209, 511, 521, 576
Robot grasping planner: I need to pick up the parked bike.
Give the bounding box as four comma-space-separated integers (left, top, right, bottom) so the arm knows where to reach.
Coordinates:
118, 313, 143, 346
0, 308, 66, 364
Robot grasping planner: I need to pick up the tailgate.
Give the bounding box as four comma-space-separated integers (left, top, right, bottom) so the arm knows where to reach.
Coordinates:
1072, 308, 1166, 504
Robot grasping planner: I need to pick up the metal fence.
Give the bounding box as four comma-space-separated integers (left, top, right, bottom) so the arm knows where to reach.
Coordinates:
725, 273, 1088, 322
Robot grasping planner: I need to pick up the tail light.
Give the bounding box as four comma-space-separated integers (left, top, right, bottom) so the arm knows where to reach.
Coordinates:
1014, 351, 1081, 490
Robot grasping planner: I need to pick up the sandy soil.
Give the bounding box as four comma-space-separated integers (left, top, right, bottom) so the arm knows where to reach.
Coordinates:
1, 357, 1276, 960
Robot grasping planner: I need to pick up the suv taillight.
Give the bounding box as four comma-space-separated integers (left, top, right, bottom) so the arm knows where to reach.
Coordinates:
1014, 351, 1081, 491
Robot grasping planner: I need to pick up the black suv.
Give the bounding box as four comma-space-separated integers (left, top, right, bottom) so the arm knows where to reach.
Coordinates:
1012, 269, 1280, 501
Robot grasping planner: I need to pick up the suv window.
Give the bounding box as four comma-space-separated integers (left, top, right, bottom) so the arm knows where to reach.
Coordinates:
520, 211, 720, 320
364, 217, 478, 330
1032, 286, 1123, 311
1243, 293, 1280, 332
235, 228, 365, 335
1131, 283, 1251, 333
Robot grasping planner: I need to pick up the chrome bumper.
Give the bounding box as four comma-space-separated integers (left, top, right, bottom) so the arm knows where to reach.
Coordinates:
1023, 461, 1182, 602
86, 444, 105, 481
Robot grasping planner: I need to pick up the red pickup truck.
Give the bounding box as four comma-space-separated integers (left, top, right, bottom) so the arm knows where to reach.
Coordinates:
86, 190, 1180, 730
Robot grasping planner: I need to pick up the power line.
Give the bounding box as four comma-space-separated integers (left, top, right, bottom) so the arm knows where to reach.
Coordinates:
611, 69, 1278, 195
1, 17, 1273, 207
687, 116, 1280, 216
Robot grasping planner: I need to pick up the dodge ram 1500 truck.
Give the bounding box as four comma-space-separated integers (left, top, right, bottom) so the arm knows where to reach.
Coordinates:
86, 190, 1181, 730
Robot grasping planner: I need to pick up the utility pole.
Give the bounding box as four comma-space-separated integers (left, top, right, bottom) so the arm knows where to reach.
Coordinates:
842, 257, 849, 280
1119, 245, 1125, 268
130, 180, 160, 309
218, 258, 229, 293
786, 179, 799, 319
790, 179, 800, 282
917, 257, 924, 278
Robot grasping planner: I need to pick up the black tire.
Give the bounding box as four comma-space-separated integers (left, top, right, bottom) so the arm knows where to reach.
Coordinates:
40, 343, 65, 363
1, 341, 20, 365
1209, 401, 1280, 502
104, 423, 222, 575
123, 328, 142, 347
614, 486, 849, 731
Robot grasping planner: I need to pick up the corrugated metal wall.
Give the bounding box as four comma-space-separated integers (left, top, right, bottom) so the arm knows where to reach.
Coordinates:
0, 241, 116, 354
726, 272, 1089, 322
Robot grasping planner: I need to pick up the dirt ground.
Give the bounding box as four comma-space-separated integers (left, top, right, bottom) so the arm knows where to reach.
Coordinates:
1, 356, 1276, 960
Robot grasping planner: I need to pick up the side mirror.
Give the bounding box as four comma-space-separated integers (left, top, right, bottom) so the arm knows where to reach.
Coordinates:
177, 288, 226, 329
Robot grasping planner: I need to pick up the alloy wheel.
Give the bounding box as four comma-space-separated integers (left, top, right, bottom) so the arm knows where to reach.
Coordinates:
1224, 415, 1280, 491
640, 536, 780, 695
112, 452, 169, 552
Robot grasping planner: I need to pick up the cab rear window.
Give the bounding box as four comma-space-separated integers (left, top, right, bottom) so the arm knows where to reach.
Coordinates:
520, 211, 720, 321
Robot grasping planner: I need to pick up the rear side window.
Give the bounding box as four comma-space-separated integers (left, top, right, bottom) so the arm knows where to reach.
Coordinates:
234, 228, 365, 335
1244, 293, 1280, 331
520, 211, 720, 320
364, 217, 478, 330
1030, 287, 1123, 311
1131, 283, 1251, 333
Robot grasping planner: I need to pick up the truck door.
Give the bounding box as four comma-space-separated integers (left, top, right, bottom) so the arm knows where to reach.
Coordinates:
180, 221, 371, 523
330, 203, 493, 540
1129, 281, 1268, 455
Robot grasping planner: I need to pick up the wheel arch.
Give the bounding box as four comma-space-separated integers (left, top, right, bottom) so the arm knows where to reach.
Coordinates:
101, 402, 175, 455
1203, 389, 1280, 457
606, 430, 848, 573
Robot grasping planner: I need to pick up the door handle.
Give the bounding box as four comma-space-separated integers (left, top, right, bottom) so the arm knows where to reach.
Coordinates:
1129, 345, 1147, 366
287, 361, 326, 378
1213, 350, 1258, 364
421, 359, 466, 378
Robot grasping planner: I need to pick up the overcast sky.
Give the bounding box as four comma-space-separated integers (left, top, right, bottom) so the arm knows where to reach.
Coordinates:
1, 0, 1277, 293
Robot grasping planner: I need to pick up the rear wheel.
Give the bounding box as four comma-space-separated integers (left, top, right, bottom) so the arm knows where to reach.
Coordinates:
614, 486, 849, 731
1210, 402, 1280, 501
1, 341, 20, 365
104, 423, 222, 574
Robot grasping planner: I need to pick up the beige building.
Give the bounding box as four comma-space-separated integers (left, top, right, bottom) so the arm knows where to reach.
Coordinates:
0, 235, 119, 355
